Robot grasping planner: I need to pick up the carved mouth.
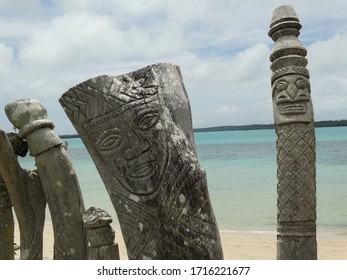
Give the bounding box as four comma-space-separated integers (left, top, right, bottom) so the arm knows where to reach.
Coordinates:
127, 160, 157, 179
281, 104, 306, 115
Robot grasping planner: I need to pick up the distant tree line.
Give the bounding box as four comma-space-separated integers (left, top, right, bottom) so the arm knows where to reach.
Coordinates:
313, 119, 347, 128
60, 119, 347, 138
60, 134, 80, 139
193, 119, 347, 133
193, 124, 275, 132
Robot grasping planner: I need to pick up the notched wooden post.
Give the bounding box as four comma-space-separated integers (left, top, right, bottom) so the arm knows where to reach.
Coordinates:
83, 207, 120, 260
0, 176, 14, 260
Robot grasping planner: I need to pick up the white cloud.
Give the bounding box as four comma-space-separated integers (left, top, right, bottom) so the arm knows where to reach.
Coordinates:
306, 31, 347, 121
1, 0, 347, 134
0, 43, 14, 67
0, 0, 44, 15
218, 105, 240, 116
19, 13, 126, 71
308, 31, 347, 73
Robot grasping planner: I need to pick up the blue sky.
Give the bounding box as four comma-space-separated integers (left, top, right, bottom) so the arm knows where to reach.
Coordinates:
1, 0, 347, 135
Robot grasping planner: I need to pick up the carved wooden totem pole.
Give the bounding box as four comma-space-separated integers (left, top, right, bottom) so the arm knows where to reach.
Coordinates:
269, 5, 317, 259
5, 99, 88, 259
60, 63, 223, 260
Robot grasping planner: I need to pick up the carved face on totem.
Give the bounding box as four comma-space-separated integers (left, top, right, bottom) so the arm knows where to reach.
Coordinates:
272, 74, 313, 124
90, 79, 169, 196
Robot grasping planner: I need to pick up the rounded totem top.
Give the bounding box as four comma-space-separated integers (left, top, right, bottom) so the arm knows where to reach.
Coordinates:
269, 5, 309, 84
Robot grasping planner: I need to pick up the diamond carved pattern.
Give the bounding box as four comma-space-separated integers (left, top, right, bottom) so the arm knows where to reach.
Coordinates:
277, 125, 316, 222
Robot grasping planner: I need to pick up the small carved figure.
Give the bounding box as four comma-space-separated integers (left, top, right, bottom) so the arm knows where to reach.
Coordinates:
60, 63, 223, 260
83, 207, 120, 260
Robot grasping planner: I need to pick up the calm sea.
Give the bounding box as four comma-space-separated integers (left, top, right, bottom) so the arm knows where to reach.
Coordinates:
18, 126, 347, 234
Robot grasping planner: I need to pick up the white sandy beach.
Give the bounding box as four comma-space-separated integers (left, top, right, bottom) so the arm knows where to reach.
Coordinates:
13, 223, 347, 260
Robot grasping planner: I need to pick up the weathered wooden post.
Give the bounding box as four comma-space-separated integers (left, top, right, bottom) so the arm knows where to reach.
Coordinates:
5, 99, 88, 259
269, 5, 317, 259
83, 207, 120, 260
0, 132, 27, 260
0, 176, 14, 260
60, 63, 223, 259
0, 130, 46, 259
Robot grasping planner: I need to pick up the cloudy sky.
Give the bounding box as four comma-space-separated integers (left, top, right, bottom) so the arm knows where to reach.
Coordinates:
1, 0, 347, 135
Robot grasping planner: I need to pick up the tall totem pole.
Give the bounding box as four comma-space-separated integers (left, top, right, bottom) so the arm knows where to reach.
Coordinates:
269, 5, 317, 259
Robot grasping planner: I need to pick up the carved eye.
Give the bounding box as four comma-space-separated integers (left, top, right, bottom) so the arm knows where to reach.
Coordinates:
137, 108, 160, 130
96, 128, 123, 153
276, 80, 288, 91
295, 79, 307, 89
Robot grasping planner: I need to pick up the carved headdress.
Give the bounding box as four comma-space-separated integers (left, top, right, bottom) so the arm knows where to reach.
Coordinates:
269, 5, 309, 85
60, 63, 196, 147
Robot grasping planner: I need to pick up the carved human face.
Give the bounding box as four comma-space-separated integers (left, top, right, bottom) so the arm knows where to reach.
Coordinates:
95, 100, 169, 195
272, 75, 313, 124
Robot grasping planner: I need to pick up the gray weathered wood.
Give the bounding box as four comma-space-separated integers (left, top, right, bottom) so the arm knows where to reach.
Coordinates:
60, 63, 223, 260
0, 176, 14, 260
269, 5, 317, 259
83, 207, 120, 260
0, 130, 46, 259
4, 100, 88, 260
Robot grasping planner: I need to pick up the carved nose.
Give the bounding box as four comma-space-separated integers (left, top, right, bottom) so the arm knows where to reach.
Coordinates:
124, 131, 150, 160
286, 83, 298, 100
124, 143, 149, 160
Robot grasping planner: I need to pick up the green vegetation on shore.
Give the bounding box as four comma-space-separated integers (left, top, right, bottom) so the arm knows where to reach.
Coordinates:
194, 119, 347, 132
60, 119, 347, 138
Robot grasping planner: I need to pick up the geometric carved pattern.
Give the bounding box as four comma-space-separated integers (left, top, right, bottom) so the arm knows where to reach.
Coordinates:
277, 124, 316, 222
269, 4, 317, 259
272, 66, 309, 84
60, 63, 223, 260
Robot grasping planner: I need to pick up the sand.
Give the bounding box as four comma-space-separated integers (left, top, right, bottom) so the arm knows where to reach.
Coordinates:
13, 223, 347, 260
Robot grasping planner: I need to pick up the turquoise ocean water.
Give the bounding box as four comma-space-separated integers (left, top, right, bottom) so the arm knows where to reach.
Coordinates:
18, 126, 347, 234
